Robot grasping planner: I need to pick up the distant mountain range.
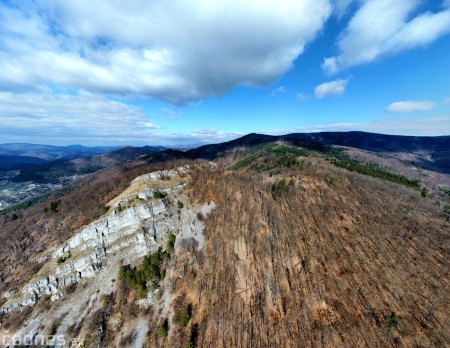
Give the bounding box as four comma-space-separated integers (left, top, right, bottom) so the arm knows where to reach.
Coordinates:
1, 145, 166, 182
0, 143, 119, 171
179, 131, 450, 174
0, 143, 120, 163
2, 131, 450, 183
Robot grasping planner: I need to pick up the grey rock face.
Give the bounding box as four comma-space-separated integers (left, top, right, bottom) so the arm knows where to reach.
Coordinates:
0, 166, 207, 315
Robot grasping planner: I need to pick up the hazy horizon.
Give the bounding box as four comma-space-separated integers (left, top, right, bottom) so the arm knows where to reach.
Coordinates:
1, 129, 450, 148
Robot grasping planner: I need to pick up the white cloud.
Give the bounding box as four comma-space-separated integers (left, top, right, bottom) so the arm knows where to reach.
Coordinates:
173, 129, 244, 144
323, 0, 450, 73
271, 114, 450, 136
333, 0, 355, 19
0, 91, 247, 145
314, 79, 348, 98
385, 100, 436, 113
357, 115, 450, 135
322, 57, 340, 75
0, 0, 332, 105
0, 91, 160, 141
271, 86, 286, 96
296, 93, 310, 100
144, 122, 160, 129
270, 122, 362, 134
444, 97, 450, 104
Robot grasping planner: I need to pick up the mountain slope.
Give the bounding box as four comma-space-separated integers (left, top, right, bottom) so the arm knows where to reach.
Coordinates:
178, 162, 449, 347
0, 134, 449, 347
0, 143, 119, 161
0, 155, 48, 170
186, 131, 450, 174
11, 145, 166, 182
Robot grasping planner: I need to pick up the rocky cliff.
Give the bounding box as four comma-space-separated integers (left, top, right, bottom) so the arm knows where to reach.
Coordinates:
0, 165, 212, 346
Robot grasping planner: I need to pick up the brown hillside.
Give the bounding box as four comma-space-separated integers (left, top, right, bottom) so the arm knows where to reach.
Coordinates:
153, 159, 450, 347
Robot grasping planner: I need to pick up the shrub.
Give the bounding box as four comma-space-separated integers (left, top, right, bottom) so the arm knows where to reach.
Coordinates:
57, 252, 71, 265
196, 211, 204, 221
166, 232, 176, 254
177, 200, 184, 209
153, 190, 167, 199
158, 320, 169, 338
272, 178, 291, 195
182, 309, 191, 327
11, 213, 18, 221
118, 248, 168, 296
386, 312, 398, 329
50, 200, 61, 213
57, 256, 67, 265
443, 204, 450, 214
100, 293, 112, 306
441, 187, 450, 198
66, 324, 75, 333
278, 179, 287, 191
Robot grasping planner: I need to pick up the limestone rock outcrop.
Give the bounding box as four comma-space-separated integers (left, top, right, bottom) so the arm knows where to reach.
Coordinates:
0, 166, 207, 315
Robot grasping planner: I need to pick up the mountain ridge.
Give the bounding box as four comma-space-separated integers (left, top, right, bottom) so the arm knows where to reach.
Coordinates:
177, 131, 450, 174
0, 146, 448, 347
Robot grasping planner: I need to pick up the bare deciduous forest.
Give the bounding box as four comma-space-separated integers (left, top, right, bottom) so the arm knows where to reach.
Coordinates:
148, 160, 450, 347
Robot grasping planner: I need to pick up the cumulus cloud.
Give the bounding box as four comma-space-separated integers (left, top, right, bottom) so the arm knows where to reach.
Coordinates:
314, 79, 348, 98
0, 0, 332, 105
323, 0, 450, 73
0, 92, 160, 142
271, 86, 286, 96
0, 91, 246, 145
385, 100, 436, 113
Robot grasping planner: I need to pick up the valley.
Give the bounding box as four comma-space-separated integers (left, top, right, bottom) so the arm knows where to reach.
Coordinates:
0, 144, 167, 213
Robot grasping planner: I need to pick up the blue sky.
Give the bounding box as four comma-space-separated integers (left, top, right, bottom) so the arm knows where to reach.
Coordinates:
0, 0, 449, 146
